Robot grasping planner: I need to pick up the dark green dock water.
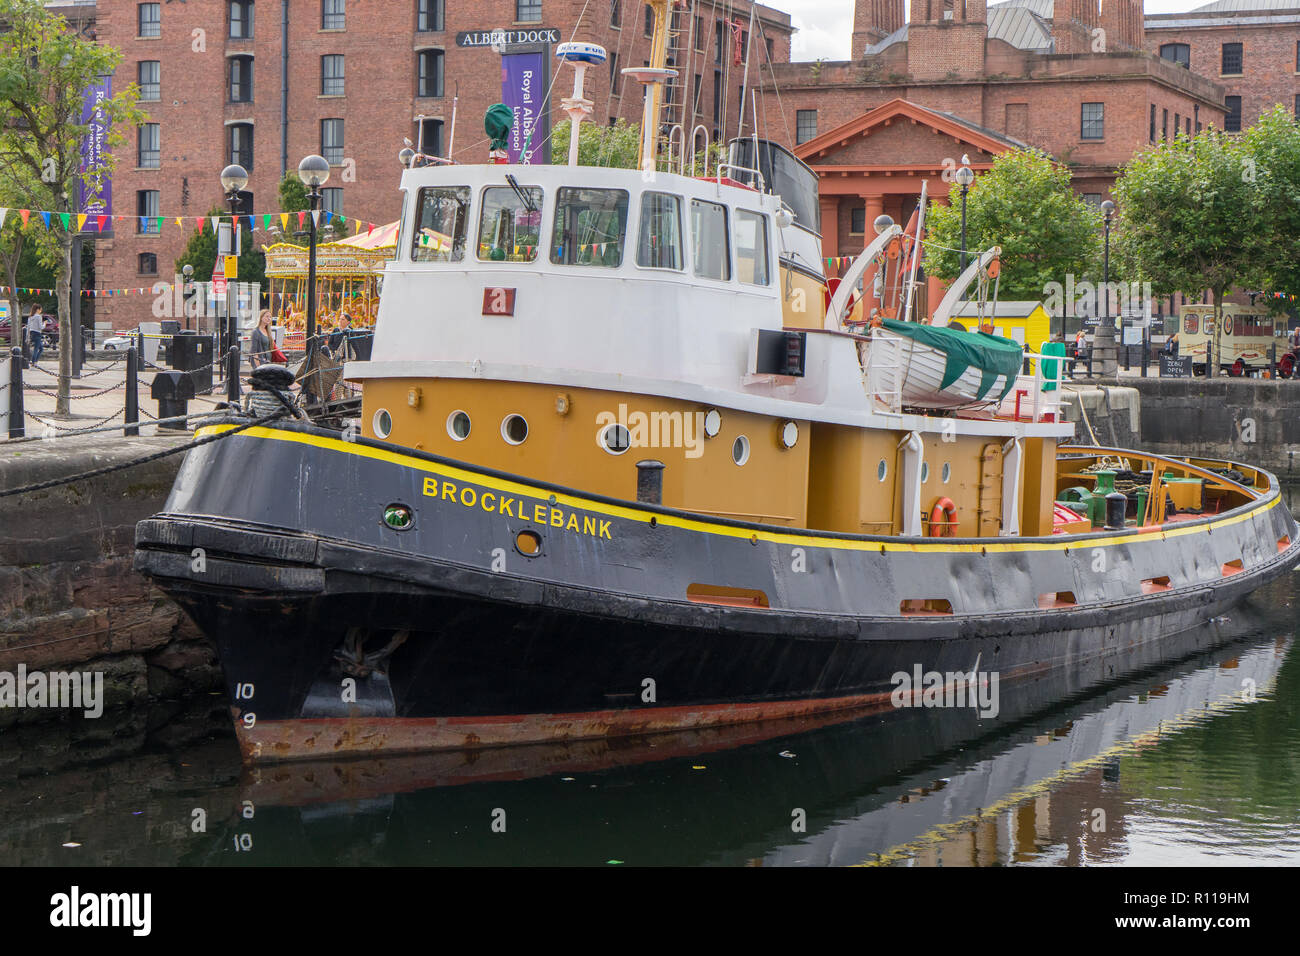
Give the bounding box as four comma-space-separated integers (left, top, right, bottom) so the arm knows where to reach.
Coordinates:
3, 569, 1298, 867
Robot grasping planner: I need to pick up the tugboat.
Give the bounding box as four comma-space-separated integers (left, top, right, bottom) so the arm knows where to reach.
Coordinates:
135, 2, 1298, 763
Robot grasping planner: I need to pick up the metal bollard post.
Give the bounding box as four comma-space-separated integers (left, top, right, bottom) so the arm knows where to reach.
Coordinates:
636, 460, 665, 505
125, 345, 139, 437
1270, 344, 1277, 379
1141, 337, 1148, 378
8, 347, 24, 439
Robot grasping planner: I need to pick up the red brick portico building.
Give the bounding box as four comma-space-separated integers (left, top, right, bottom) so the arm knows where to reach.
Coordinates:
795, 98, 1027, 310
759, 0, 1226, 212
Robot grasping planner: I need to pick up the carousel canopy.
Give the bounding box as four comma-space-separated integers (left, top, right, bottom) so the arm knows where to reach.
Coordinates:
263, 220, 398, 277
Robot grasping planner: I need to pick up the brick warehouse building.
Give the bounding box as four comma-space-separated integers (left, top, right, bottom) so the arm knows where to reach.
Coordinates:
81, 0, 792, 330
756, 0, 1226, 264
1145, 0, 1300, 133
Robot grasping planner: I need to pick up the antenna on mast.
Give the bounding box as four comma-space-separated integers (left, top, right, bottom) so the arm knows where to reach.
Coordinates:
557, 42, 607, 167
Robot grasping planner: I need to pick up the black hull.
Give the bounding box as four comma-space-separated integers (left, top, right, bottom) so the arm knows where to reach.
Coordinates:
134, 421, 1300, 762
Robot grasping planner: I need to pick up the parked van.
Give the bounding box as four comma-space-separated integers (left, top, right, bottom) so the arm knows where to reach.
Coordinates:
1173, 304, 1291, 376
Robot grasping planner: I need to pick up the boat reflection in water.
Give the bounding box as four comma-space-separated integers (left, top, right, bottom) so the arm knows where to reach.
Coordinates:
227, 603, 1293, 866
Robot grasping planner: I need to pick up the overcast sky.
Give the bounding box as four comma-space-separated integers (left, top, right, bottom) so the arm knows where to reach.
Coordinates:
788, 1, 1215, 61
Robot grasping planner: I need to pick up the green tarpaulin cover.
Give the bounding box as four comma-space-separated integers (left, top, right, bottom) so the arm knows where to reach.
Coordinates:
881, 318, 1024, 401
485, 104, 513, 152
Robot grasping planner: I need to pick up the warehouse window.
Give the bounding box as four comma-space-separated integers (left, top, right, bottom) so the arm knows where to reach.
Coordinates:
136, 190, 160, 233
229, 123, 253, 170
1224, 96, 1242, 132
796, 109, 817, 144
230, 1, 253, 38
1221, 42, 1242, 75
417, 49, 444, 98
138, 123, 160, 168
230, 55, 253, 102
321, 54, 344, 95
1159, 43, 1189, 69
138, 60, 160, 101
138, 253, 158, 276
322, 118, 344, 164
417, 0, 444, 32
517, 0, 541, 23
322, 0, 345, 30
1080, 102, 1104, 140
138, 3, 160, 37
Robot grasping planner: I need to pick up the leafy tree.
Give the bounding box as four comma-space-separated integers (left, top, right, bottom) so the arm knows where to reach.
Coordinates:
0, 0, 143, 412
1239, 105, 1300, 299
1112, 125, 1266, 369
924, 149, 1103, 300
551, 118, 642, 168
550, 117, 726, 176
278, 170, 309, 213
174, 206, 265, 287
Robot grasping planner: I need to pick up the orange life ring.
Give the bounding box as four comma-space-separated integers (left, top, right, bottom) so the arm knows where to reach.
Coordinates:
929, 497, 959, 537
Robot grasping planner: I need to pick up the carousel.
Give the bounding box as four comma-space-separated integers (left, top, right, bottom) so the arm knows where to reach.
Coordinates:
262, 221, 398, 353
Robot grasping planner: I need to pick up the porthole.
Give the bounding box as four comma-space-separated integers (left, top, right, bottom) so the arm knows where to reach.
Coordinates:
942, 462, 951, 484
515, 529, 542, 556
501, 414, 529, 445
921, 461, 930, 483
732, 435, 751, 466
779, 421, 799, 449
446, 410, 471, 441
382, 503, 413, 530
877, 459, 888, 481
372, 408, 392, 439
600, 423, 632, 455
704, 409, 722, 438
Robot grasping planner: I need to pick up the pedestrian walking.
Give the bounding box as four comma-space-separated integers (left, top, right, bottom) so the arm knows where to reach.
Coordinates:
26, 305, 44, 364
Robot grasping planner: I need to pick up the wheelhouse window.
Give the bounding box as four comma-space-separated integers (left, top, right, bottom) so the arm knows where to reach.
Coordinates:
321, 55, 344, 95
638, 192, 683, 270
1159, 43, 1189, 69
1221, 42, 1242, 75
230, 55, 254, 102
411, 185, 470, 262
550, 188, 629, 268
322, 0, 345, 30
138, 61, 160, 101
691, 199, 730, 281
417, 0, 444, 32
1080, 102, 1104, 140
230, 1, 254, 38
734, 209, 769, 286
477, 186, 543, 262
138, 3, 160, 37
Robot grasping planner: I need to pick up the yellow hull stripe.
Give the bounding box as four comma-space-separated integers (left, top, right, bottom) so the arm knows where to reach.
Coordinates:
197, 425, 1285, 554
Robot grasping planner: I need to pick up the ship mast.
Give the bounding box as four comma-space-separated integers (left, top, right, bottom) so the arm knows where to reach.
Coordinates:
624, 0, 676, 172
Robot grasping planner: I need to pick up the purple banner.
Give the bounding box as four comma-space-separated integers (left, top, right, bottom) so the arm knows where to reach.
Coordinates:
78, 76, 112, 223
501, 52, 547, 164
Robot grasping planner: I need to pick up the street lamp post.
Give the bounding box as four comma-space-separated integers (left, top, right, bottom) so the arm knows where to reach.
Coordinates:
955, 164, 975, 272
220, 164, 248, 403
181, 263, 194, 333
1097, 199, 1117, 377
297, 155, 331, 396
